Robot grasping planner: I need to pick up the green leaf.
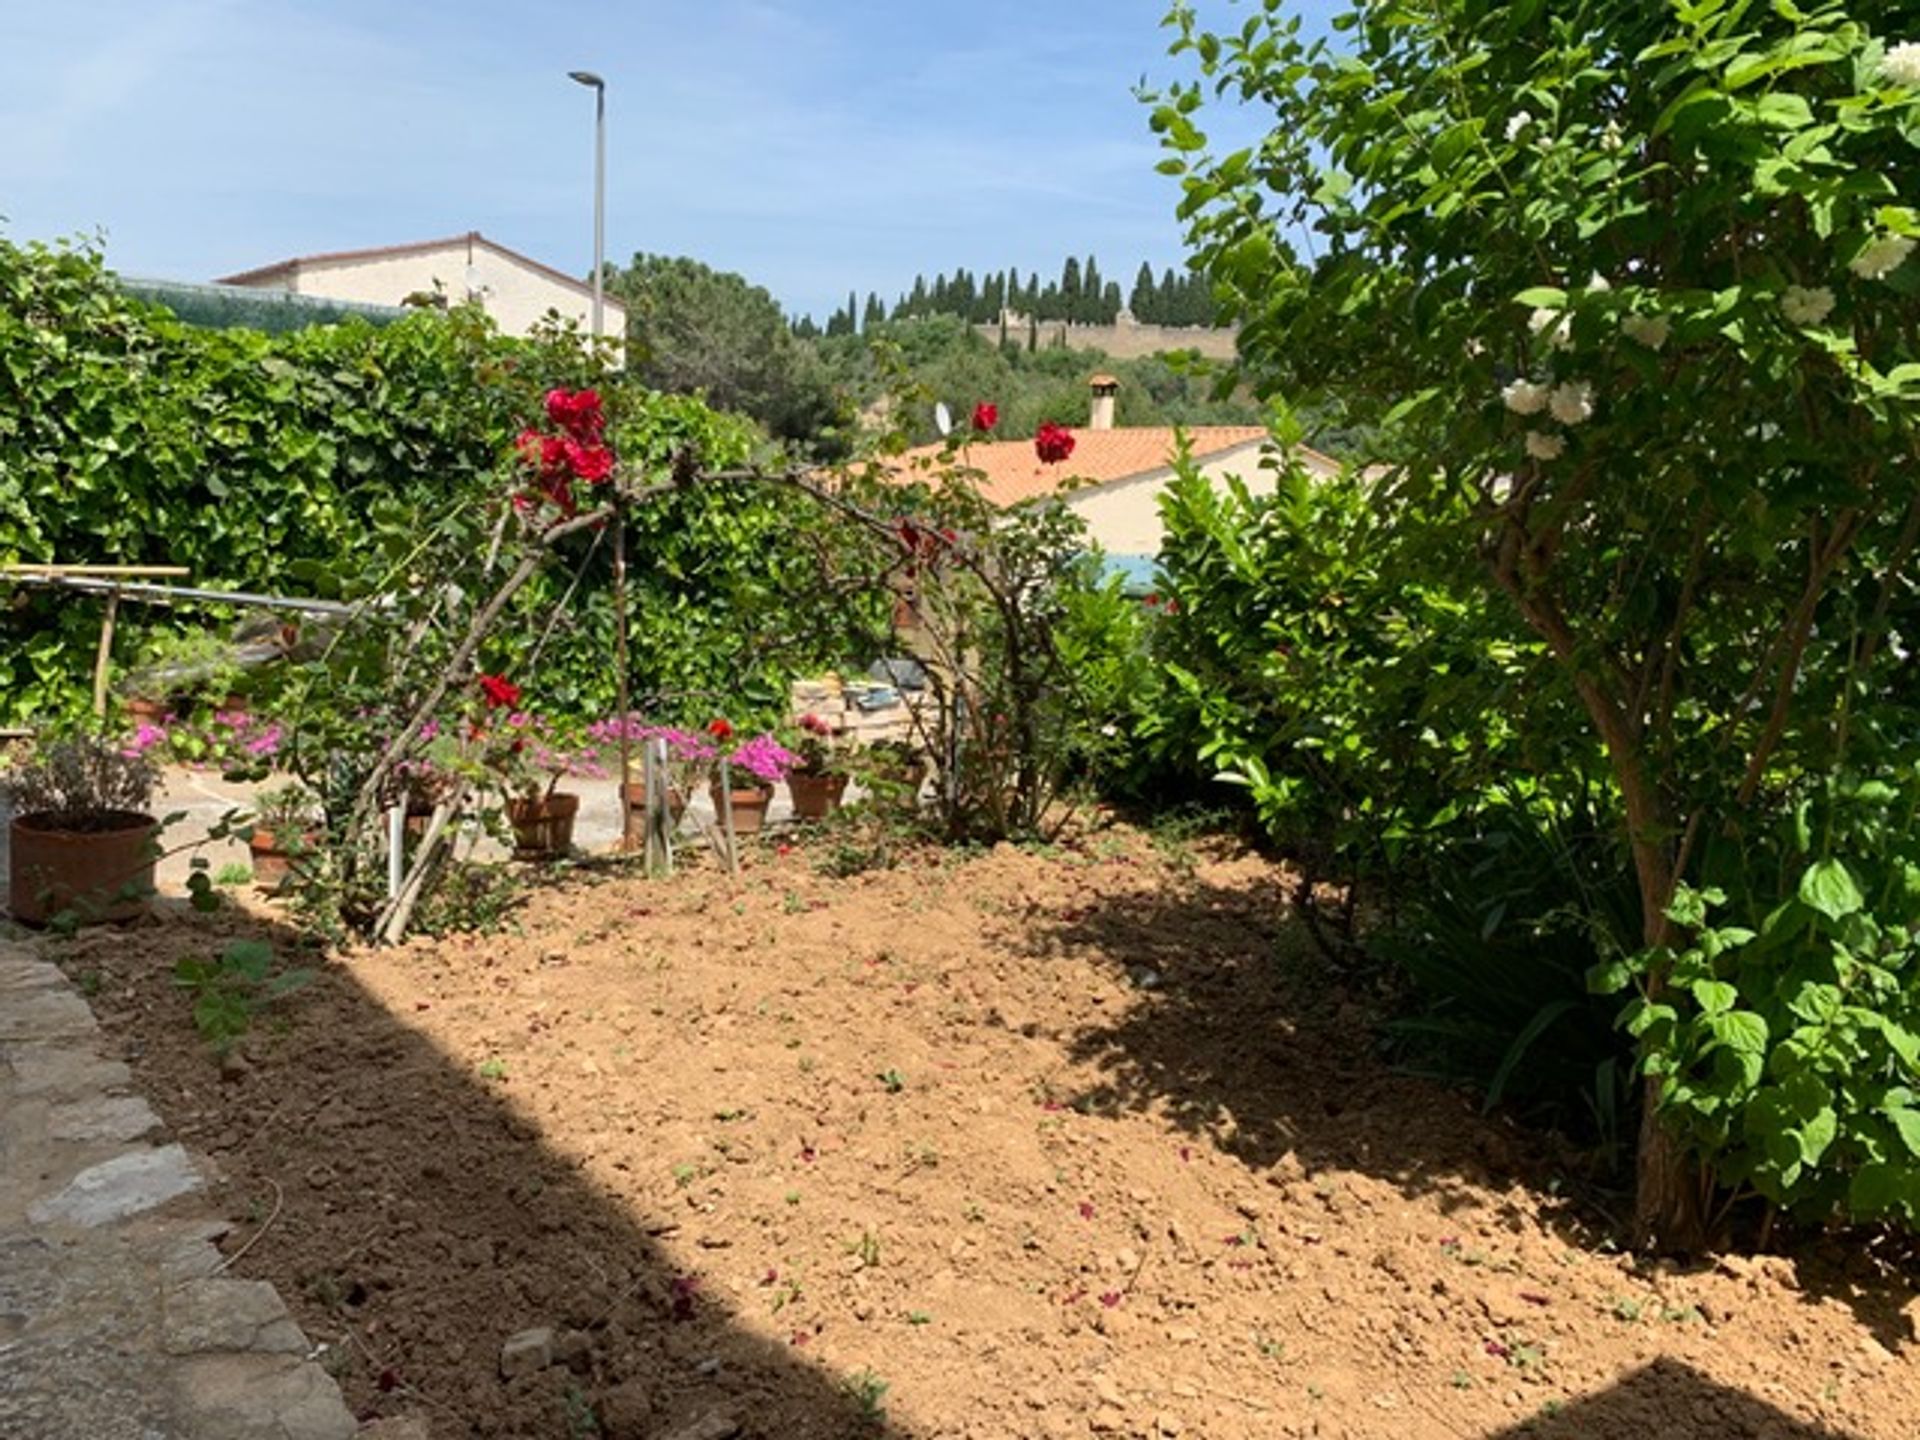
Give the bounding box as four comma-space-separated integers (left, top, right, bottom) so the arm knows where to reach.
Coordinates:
1849, 1162, 1916, 1218
1690, 979, 1737, 1016
1708, 1010, 1770, 1055
1587, 958, 1634, 995
1512, 286, 1567, 309
1885, 1107, 1920, 1158
1798, 860, 1863, 921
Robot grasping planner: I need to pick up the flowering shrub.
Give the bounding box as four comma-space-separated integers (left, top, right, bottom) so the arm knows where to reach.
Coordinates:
513, 388, 615, 519
1158, 0, 1920, 1244
587, 716, 717, 794
484, 712, 606, 802
783, 712, 841, 776
722, 732, 800, 788
122, 708, 284, 774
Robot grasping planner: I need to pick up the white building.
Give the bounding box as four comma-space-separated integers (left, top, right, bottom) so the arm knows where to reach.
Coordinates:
898, 378, 1338, 562
217, 232, 625, 360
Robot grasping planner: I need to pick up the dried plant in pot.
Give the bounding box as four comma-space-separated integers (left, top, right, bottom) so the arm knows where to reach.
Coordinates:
4, 734, 160, 926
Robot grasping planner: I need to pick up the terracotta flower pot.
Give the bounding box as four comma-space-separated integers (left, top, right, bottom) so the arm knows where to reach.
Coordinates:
710, 782, 773, 835
125, 696, 168, 727
506, 792, 580, 858
8, 810, 159, 927
621, 780, 688, 823
248, 828, 317, 894
787, 771, 849, 821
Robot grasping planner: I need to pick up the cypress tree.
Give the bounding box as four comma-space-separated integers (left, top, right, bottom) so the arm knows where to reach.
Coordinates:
1130, 262, 1156, 321
862, 292, 886, 331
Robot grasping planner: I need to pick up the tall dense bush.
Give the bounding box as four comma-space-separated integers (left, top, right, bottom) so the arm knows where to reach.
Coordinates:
0, 238, 870, 727
1155, 1, 1920, 1244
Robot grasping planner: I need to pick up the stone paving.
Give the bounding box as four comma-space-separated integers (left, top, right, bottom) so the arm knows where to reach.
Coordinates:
0, 941, 356, 1439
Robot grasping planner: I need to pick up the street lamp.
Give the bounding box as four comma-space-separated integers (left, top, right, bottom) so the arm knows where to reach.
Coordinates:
568, 70, 606, 338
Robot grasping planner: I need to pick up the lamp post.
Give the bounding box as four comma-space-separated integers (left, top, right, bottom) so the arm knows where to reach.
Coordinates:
569, 69, 637, 855
568, 69, 606, 337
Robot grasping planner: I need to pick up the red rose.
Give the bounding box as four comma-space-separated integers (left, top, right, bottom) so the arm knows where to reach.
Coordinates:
545, 387, 605, 440
707, 717, 734, 741
513, 428, 545, 467
799, 713, 831, 736
971, 402, 998, 433
565, 440, 615, 483
478, 674, 521, 709
1034, 421, 1076, 465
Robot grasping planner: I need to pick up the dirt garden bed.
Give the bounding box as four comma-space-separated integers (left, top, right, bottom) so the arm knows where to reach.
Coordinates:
50, 823, 1920, 1439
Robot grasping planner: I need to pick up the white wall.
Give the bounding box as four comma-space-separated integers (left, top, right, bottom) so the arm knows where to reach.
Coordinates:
240, 242, 624, 361
1064, 441, 1328, 555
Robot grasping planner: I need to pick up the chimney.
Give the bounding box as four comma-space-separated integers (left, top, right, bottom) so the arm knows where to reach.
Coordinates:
1088, 373, 1119, 431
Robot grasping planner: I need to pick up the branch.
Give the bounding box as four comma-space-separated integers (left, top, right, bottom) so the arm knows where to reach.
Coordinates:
1735, 506, 1864, 807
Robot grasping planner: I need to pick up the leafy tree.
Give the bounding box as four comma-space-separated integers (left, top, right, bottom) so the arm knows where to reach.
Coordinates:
1157, 1, 1920, 1245
611, 254, 837, 442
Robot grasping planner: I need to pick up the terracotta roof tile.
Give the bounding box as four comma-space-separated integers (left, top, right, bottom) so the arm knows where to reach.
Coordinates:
898, 426, 1290, 508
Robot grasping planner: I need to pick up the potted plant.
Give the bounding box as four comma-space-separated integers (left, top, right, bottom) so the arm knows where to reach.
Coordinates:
706, 720, 798, 835
491, 712, 602, 859
590, 716, 713, 827
784, 712, 850, 821
3, 733, 161, 926
246, 783, 321, 894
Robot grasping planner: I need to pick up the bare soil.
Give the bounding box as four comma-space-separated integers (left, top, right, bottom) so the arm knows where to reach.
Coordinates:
54, 824, 1920, 1440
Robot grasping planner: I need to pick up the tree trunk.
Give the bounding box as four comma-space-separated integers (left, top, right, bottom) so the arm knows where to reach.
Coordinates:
1606, 689, 1708, 1252
1495, 567, 1707, 1250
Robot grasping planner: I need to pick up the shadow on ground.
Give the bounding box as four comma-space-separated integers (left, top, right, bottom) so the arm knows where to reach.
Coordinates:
1484, 1357, 1862, 1439
50, 897, 921, 1440
1028, 862, 1549, 1213
1023, 856, 1919, 1353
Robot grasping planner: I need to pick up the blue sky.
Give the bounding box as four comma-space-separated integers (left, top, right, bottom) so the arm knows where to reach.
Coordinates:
0, 1, 1296, 322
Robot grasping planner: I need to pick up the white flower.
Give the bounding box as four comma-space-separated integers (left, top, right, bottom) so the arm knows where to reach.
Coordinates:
1548, 381, 1595, 426
1885, 42, 1920, 88
1529, 306, 1574, 350
1587, 272, 1612, 293
1850, 234, 1917, 281
1502, 378, 1550, 415
1506, 110, 1533, 143
1525, 431, 1565, 461
1600, 120, 1624, 153
1621, 313, 1670, 350
1780, 284, 1836, 326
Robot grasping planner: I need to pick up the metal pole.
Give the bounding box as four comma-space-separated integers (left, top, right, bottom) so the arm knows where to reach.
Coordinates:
592, 81, 605, 340
568, 70, 607, 343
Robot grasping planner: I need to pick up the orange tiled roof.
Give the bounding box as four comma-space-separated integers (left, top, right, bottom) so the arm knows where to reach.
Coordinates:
899, 426, 1284, 508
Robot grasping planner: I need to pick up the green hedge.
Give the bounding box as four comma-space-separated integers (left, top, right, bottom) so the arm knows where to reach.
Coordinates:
0, 238, 877, 728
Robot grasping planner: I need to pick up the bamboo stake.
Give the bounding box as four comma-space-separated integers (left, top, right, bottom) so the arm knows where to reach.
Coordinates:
91, 591, 120, 718
613, 500, 635, 852
651, 736, 673, 875
387, 804, 405, 900
718, 757, 738, 877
